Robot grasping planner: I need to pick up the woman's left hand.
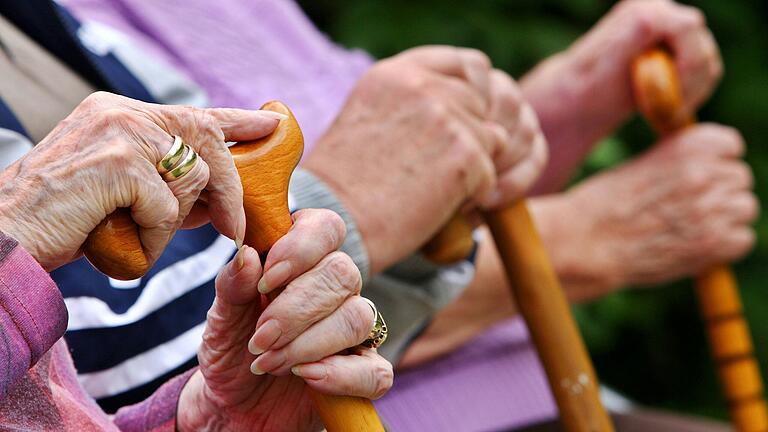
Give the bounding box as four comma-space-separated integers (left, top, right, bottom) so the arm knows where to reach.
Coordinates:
177, 208, 393, 431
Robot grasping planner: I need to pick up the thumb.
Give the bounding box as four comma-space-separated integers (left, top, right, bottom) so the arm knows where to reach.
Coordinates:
203, 107, 287, 142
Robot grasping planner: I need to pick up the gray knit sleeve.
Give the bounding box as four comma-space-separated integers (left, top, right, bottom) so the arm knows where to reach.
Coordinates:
288, 168, 370, 281
288, 168, 477, 363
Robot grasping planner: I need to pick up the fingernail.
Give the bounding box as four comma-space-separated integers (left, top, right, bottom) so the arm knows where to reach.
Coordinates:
250, 359, 265, 375
292, 364, 327, 380
235, 211, 246, 249
258, 261, 292, 294
228, 245, 248, 276
481, 189, 504, 208
257, 110, 289, 121
248, 320, 281, 355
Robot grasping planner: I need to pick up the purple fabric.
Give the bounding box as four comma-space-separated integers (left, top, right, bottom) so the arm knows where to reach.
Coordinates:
0, 231, 190, 430
375, 319, 557, 431
0, 233, 68, 399
63, 0, 373, 152
114, 368, 196, 431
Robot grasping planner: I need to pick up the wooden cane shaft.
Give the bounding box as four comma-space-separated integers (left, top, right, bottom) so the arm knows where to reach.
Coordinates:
483, 201, 614, 432
633, 49, 768, 432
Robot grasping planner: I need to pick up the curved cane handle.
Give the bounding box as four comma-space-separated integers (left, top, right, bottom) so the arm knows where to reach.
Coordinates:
83, 208, 149, 280
233, 101, 385, 432
632, 48, 768, 432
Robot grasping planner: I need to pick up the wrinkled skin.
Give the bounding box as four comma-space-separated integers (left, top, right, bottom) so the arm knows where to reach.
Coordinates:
563, 124, 757, 294
0, 92, 283, 270
304, 46, 547, 274
401, 125, 758, 367
523, 0, 723, 193
178, 209, 393, 432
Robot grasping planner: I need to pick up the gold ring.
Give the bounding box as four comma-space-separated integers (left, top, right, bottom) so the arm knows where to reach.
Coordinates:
360, 297, 387, 349
162, 144, 198, 181
157, 135, 185, 174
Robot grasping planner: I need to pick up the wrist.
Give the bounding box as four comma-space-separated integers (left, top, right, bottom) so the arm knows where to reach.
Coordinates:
0, 204, 41, 267
177, 371, 221, 431
522, 48, 633, 148
529, 192, 622, 302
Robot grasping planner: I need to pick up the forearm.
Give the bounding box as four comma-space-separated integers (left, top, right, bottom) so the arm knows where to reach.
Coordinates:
399, 194, 619, 368
0, 229, 67, 397
521, 52, 631, 195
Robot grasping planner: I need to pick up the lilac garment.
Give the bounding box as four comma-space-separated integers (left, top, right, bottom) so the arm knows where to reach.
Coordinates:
62, 0, 373, 152
0, 230, 190, 430
375, 319, 557, 431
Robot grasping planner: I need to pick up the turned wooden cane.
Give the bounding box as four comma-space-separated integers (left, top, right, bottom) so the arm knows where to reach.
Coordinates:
424, 126, 614, 429
83, 101, 385, 432
632, 48, 768, 432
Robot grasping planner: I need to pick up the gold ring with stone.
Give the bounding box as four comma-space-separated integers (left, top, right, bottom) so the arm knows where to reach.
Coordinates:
157, 135, 185, 174
162, 143, 198, 181
360, 297, 387, 349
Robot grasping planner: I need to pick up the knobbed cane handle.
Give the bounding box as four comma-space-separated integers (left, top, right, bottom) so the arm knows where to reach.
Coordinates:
632, 48, 768, 432
83, 208, 148, 280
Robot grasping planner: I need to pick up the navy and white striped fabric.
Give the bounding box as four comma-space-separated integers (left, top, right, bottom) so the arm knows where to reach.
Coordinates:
0, 0, 227, 411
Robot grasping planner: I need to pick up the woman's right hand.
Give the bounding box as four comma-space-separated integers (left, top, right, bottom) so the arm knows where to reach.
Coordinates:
0, 92, 283, 271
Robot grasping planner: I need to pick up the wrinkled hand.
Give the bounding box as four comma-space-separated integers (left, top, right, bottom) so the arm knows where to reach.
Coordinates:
543, 0, 720, 128
0, 92, 282, 270
521, 0, 722, 193
178, 209, 393, 431
305, 46, 545, 273
565, 124, 757, 291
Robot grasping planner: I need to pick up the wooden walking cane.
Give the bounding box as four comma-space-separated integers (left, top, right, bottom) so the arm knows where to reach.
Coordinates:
423, 139, 614, 428
632, 48, 768, 432
82, 101, 386, 431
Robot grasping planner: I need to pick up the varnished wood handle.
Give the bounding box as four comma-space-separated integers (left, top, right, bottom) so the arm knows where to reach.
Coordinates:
421, 213, 475, 264
83, 208, 149, 280
233, 101, 384, 432
483, 202, 614, 432
632, 48, 768, 432
84, 101, 385, 430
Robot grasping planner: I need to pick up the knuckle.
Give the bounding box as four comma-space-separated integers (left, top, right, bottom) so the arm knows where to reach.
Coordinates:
194, 110, 224, 141
370, 359, 394, 399
682, 6, 706, 27
343, 298, 374, 343
313, 209, 347, 246
460, 48, 492, 71
682, 162, 708, 189
424, 99, 451, 125
79, 91, 114, 110
323, 252, 362, 295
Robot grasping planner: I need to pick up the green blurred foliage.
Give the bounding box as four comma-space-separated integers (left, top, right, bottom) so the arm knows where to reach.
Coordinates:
300, 0, 768, 419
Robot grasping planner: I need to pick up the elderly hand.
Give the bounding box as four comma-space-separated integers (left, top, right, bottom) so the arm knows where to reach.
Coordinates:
522, 0, 721, 192
401, 125, 757, 367
0, 92, 282, 271
177, 209, 393, 431
559, 124, 757, 294
304, 46, 546, 273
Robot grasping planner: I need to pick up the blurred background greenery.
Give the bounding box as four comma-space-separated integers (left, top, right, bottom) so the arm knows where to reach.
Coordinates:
299, 0, 768, 420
